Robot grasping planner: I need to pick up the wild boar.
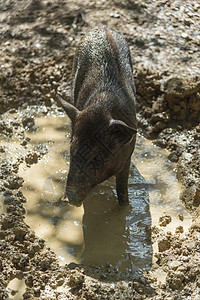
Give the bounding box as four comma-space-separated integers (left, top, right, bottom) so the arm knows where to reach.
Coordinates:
58, 27, 137, 207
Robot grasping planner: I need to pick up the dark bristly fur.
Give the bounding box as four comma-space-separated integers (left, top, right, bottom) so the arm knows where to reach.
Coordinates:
58, 27, 137, 207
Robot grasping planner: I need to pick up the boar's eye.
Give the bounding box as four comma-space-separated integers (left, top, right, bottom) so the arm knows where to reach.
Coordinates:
109, 119, 137, 146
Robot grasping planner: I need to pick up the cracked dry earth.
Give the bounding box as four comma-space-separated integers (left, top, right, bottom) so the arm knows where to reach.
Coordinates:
0, 0, 200, 299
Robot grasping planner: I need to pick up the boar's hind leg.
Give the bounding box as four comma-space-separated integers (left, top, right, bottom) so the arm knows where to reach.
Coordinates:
116, 159, 131, 207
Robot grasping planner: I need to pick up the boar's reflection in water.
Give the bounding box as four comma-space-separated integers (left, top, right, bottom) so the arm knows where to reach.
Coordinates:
82, 164, 152, 273
58, 27, 137, 207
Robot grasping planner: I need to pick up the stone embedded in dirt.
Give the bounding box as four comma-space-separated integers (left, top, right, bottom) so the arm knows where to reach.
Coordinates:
25, 152, 39, 165
0, 146, 5, 153
180, 184, 200, 209
4, 174, 24, 190
56, 275, 65, 287
175, 226, 184, 234
20, 139, 28, 146
194, 187, 200, 207
153, 121, 166, 132
22, 117, 35, 129
159, 214, 172, 227
178, 214, 184, 221
25, 275, 34, 288
158, 236, 171, 252
168, 151, 180, 162
166, 270, 185, 291
190, 220, 200, 233
68, 269, 85, 289
164, 77, 200, 101
196, 125, 200, 133
3, 190, 15, 204
27, 242, 42, 255
13, 225, 29, 238
168, 260, 182, 271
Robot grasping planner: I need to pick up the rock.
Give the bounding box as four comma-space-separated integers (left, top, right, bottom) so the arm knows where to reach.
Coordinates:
164, 77, 200, 101
22, 117, 35, 130
158, 236, 171, 252
27, 242, 42, 255
175, 226, 184, 234
4, 175, 24, 189
167, 271, 184, 290
190, 220, 200, 233
153, 121, 166, 132
181, 184, 200, 208
168, 151, 179, 162
56, 276, 65, 287
25, 152, 38, 165
159, 215, 172, 227
168, 261, 182, 271
68, 270, 85, 288
178, 214, 184, 221
0, 146, 5, 153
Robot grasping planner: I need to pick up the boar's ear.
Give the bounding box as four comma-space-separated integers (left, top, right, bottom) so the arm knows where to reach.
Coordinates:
109, 119, 137, 145
57, 94, 80, 121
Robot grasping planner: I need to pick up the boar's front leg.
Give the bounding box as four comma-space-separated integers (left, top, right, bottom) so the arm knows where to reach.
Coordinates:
116, 158, 131, 207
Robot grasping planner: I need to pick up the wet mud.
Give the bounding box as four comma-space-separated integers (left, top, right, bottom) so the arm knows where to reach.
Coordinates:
0, 0, 200, 299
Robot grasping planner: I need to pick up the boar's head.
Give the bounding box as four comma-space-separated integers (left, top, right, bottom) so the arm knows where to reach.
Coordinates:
58, 95, 136, 206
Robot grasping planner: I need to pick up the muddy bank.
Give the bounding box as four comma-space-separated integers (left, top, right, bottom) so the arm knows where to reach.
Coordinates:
0, 0, 200, 299
135, 69, 200, 215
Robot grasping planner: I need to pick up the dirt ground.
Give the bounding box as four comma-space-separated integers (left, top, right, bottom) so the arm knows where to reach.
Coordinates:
0, 0, 200, 299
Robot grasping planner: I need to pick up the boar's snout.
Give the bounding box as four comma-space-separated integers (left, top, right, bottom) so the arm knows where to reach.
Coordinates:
65, 188, 82, 207
64, 185, 88, 207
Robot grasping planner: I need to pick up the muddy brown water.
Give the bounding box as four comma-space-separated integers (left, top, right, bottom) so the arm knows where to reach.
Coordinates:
1, 110, 192, 275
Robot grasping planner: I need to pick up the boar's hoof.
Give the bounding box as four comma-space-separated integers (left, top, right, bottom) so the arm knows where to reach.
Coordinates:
118, 194, 129, 207
118, 199, 129, 207
117, 188, 130, 207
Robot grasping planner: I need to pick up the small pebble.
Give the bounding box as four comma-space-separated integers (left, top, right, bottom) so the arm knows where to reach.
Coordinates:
178, 214, 184, 221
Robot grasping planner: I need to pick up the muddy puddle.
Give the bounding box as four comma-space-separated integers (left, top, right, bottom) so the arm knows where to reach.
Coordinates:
1, 110, 192, 274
